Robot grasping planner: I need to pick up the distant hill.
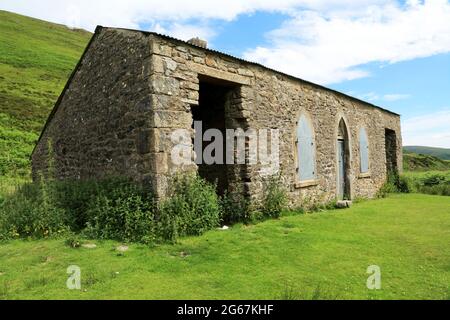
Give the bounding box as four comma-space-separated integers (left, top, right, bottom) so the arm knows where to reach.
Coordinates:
0, 10, 91, 178
404, 146, 450, 160
403, 152, 450, 172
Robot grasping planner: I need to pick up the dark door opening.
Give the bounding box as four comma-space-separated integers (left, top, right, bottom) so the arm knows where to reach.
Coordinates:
191, 77, 239, 195
337, 119, 351, 200
385, 129, 398, 176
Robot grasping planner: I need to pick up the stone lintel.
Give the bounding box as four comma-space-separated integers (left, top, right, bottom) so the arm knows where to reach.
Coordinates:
294, 179, 319, 189
187, 62, 251, 85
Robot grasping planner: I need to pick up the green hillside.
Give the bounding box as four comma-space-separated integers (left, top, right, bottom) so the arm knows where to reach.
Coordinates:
403, 152, 450, 171
0, 10, 91, 178
404, 146, 450, 160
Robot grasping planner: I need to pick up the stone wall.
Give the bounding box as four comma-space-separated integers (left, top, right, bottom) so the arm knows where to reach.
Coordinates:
146, 33, 402, 205
32, 28, 155, 183
32, 28, 402, 206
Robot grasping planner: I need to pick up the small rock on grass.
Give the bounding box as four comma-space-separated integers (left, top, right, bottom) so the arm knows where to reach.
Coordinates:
116, 245, 129, 253
180, 251, 190, 258
336, 200, 352, 209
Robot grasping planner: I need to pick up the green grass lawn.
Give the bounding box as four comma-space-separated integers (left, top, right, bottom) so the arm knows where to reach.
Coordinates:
0, 193, 449, 300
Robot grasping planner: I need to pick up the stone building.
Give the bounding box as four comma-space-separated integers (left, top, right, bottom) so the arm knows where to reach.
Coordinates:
32, 26, 402, 206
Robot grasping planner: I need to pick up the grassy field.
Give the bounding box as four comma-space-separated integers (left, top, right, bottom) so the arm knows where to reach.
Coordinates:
0, 10, 91, 178
0, 193, 449, 300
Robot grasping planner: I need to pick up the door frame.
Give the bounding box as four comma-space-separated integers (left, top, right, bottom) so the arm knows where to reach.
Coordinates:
337, 139, 346, 200
335, 116, 352, 200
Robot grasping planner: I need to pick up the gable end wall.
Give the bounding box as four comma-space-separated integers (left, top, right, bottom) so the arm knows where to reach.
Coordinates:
32, 28, 156, 184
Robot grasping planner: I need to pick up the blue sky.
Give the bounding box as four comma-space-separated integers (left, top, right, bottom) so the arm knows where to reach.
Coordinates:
1, 0, 450, 147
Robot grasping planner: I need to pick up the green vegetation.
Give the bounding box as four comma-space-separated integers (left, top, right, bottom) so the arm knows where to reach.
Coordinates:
0, 175, 222, 244
0, 173, 289, 243
402, 171, 450, 196
0, 10, 449, 300
260, 176, 288, 219
0, 10, 91, 179
159, 174, 221, 241
402, 150, 450, 196
377, 173, 410, 198
404, 146, 450, 160
0, 194, 448, 300
403, 153, 450, 171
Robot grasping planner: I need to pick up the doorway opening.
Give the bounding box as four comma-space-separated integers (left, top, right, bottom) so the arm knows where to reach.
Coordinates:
385, 129, 398, 176
191, 76, 241, 195
337, 119, 351, 200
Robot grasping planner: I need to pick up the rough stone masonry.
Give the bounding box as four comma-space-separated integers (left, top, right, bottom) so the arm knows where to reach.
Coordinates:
32, 26, 402, 207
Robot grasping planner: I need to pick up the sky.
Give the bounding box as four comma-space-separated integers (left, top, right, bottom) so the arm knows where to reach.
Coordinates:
1, 0, 450, 147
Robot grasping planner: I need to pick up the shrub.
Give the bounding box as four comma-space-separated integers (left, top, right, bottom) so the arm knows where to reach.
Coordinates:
0, 174, 223, 243
0, 177, 155, 242
220, 176, 288, 224
421, 173, 447, 187
396, 175, 411, 193
261, 175, 287, 219
84, 182, 156, 243
220, 183, 252, 224
160, 174, 221, 237
56, 178, 155, 233
418, 185, 450, 196
377, 173, 410, 197
0, 172, 294, 243
54, 179, 101, 231
403, 171, 450, 196
0, 180, 68, 240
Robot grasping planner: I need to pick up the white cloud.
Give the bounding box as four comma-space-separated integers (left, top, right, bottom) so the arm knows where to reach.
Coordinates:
383, 94, 411, 102
2, 0, 450, 84
402, 109, 450, 148
0, 0, 386, 32
341, 91, 412, 105
357, 92, 380, 102
244, 0, 450, 84
354, 92, 411, 102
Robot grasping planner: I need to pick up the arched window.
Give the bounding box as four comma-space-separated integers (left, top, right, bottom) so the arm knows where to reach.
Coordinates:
359, 127, 369, 173
296, 114, 316, 181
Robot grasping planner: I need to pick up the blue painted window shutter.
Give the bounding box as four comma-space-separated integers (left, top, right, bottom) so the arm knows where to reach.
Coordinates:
359, 128, 369, 173
297, 115, 316, 181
